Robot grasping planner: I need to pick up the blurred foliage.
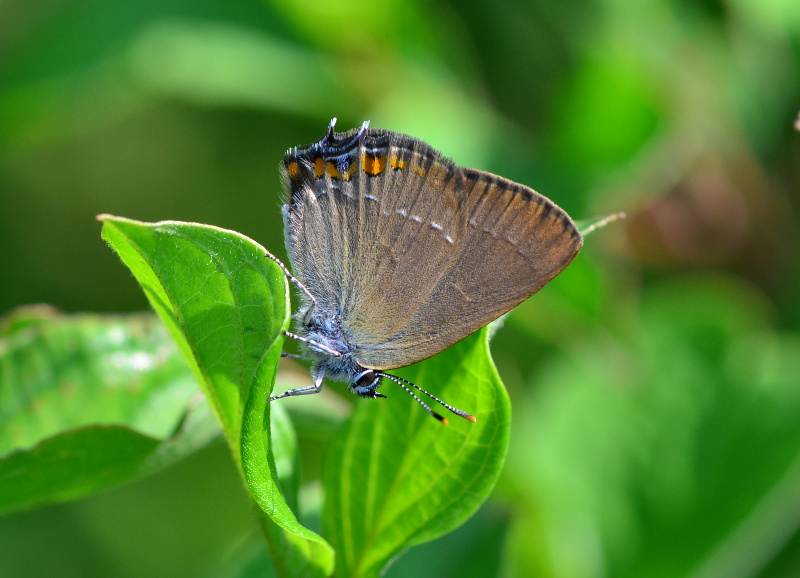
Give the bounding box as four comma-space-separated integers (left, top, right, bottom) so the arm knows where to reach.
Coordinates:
0, 306, 219, 514
1, 0, 799, 576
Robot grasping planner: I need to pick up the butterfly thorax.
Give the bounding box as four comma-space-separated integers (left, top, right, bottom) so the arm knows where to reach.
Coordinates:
297, 308, 384, 398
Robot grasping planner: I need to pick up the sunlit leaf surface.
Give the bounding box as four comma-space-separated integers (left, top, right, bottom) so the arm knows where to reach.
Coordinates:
100, 215, 333, 577
324, 328, 510, 578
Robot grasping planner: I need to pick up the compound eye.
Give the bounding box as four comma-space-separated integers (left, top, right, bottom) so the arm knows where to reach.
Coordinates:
353, 370, 379, 393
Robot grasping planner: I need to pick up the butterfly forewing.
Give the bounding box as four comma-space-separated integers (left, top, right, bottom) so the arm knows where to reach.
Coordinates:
342, 135, 467, 343
283, 129, 465, 335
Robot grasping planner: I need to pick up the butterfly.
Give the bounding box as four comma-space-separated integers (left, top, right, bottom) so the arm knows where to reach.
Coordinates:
266, 119, 582, 423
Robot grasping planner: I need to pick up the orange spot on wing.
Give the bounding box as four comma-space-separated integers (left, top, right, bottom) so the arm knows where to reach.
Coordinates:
314, 157, 324, 179
390, 156, 407, 170
362, 153, 387, 176
326, 161, 341, 179
287, 161, 300, 179
413, 165, 426, 176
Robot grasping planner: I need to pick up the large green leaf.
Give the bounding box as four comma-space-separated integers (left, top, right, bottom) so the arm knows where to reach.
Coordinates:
0, 306, 217, 514
323, 326, 510, 578
99, 215, 334, 577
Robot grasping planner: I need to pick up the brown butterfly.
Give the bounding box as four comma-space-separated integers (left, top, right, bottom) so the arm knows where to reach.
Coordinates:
266, 119, 582, 423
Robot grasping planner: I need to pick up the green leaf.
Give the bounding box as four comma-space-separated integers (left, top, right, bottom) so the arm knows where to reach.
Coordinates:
0, 306, 218, 514
99, 215, 334, 577
323, 327, 510, 578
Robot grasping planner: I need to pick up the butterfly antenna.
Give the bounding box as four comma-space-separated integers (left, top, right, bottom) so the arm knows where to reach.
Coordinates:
378, 373, 476, 423
378, 373, 449, 424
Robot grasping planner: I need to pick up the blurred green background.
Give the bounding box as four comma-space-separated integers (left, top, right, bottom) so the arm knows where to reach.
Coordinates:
1, 0, 799, 576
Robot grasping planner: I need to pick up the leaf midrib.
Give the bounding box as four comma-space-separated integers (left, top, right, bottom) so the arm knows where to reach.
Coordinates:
350, 342, 489, 576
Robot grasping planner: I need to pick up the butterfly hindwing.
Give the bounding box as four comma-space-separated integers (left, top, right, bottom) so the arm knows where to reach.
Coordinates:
353, 167, 583, 369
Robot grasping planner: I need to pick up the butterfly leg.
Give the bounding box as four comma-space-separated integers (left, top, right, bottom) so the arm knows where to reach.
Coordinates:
282, 330, 342, 358
267, 367, 325, 402
264, 250, 318, 323
280, 333, 343, 362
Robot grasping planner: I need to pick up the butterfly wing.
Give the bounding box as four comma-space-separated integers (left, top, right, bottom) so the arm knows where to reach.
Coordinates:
282, 127, 464, 330
282, 123, 582, 371
348, 168, 582, 370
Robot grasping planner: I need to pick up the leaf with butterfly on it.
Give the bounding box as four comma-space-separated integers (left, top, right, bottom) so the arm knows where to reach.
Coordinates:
323, 325, 511, 578
99, 215, 334, 578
